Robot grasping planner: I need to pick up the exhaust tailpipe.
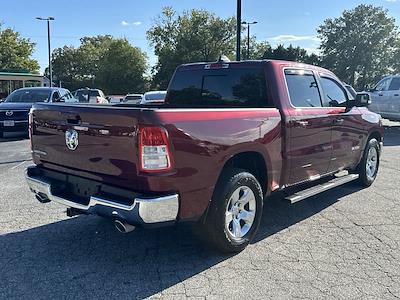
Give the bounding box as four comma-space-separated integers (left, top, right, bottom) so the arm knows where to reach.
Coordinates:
114, 220, 136, 233
35, 193, 50, 203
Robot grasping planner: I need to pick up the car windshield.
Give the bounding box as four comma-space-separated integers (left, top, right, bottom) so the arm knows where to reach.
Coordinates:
125, 95, 142, 101
6, 89, 52, 103
145, 92, 166, 101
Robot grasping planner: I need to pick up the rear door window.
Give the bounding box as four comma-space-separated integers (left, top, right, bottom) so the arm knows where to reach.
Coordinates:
388, 78, 400, 91
285, 69, 322, 108
166, 66, 271, 108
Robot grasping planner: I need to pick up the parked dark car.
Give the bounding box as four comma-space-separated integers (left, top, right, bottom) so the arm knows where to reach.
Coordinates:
0, 87, 75, 138
26, 60, 383, 252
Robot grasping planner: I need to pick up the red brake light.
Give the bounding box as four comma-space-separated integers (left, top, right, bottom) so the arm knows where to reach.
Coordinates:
139, 126, 173, 172
204, 63, 229, 70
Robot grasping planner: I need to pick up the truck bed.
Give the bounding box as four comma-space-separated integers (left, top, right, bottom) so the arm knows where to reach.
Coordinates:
30, 103, 283, 220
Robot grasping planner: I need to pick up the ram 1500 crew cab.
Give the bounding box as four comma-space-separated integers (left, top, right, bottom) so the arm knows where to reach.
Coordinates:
25, 60, 383, 252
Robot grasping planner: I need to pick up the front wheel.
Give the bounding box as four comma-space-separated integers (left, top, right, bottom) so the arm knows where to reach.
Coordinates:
204, 168, 263, 253
357, 138, 380, 186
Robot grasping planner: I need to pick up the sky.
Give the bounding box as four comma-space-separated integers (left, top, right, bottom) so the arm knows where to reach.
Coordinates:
2, 0, 400, 73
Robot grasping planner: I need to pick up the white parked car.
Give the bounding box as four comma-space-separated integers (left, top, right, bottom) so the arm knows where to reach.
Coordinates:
123, 94, 143, 104
140, 91, 167, 105
73, 88, 108, 104
368, 75, 400, 121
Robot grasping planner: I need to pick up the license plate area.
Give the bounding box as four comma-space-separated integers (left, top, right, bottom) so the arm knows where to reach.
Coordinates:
4, 120, 15, 127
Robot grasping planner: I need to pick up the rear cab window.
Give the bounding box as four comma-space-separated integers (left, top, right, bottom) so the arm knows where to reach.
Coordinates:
166, 63, 272, 108
75, 90, 89, 103
89, 90, 101, 98
284, 69, 322, 108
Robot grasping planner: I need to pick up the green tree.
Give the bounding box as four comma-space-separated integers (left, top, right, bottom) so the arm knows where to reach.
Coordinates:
51, 35, 147, 93
97, 39, 147, 94
260, 44, 320, 65
0, 24, 39, 73
147, 7, 237, 89
318, 4, 400, 89
241, 38, 271, 60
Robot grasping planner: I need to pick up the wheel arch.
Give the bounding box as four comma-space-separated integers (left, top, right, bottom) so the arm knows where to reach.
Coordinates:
368, 130, 383, 143
214, 150, 271, 200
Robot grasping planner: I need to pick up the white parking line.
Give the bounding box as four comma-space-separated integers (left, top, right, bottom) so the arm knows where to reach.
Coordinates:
10, 161, 28, 170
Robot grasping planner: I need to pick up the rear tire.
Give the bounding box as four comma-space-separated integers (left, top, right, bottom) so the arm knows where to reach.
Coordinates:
357, 138, 380, 187
204, 168, 263, 253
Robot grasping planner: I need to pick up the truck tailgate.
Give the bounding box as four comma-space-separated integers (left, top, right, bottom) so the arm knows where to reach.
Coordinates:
31, 104, 144, 183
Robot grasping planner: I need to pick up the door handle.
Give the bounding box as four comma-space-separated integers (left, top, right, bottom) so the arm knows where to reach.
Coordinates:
394, 94, 399, 97
378, 93, 384, 96
333, 118, 344, 125
294, 121, 309, 127
66, 114, 81, 125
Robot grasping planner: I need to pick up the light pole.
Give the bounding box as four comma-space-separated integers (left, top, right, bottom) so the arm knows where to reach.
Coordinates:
236, 0, 241, 61
242, 21, 258, 60
36, 17, 54, 87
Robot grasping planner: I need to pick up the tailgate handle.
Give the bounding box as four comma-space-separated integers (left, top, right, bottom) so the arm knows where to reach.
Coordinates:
67, 115, 81, 125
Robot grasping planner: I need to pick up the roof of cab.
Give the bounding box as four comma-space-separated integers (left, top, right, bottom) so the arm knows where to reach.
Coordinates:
178, 59, 332, 74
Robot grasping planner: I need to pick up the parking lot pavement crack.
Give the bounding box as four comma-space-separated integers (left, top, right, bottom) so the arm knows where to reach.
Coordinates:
388, 288, 400, 299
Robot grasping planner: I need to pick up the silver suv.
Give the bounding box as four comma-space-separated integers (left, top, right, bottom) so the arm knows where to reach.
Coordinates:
368, 75, 400, 121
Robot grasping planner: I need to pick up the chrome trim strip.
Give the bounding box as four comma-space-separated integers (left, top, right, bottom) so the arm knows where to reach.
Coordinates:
0, 120, 28, 124
25, 169, 179, 223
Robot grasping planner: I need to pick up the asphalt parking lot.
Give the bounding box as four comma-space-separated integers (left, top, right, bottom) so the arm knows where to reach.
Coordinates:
0, 122, 399, 300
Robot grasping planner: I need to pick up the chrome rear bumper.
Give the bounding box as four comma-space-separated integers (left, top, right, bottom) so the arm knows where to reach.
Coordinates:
25, 167, 179, 225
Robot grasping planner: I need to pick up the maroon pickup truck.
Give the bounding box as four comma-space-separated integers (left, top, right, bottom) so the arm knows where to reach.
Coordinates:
26, 60, 383, 252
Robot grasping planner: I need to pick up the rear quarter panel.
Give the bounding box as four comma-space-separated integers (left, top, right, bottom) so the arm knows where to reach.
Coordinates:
151, 108, 282, 220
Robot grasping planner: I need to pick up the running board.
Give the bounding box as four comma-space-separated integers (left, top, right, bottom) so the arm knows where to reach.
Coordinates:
285, 174, 359, 204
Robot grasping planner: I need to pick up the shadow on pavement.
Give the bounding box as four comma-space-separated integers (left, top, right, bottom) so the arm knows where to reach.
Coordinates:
0, 183, 364, 299
0, 132, 28, 143
383, 125, 400, 147
253, 183, 362, 243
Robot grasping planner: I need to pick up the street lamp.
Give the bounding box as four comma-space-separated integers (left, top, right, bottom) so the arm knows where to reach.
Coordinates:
236, 0, 241, 61
36, 17, 54, 87
242, 21, 258, 60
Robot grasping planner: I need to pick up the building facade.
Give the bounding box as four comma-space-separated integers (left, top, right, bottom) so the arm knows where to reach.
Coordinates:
0, 70, 45, 99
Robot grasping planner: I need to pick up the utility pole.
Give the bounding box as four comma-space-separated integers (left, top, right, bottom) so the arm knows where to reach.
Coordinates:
236, 0, 241, 61
36, 17, 54, 87
242, 21, 258, 60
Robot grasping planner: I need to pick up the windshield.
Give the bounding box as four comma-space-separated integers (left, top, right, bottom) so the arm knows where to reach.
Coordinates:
125, 95, 142, 101
6, 89, 52, 103
145, 92, 166, 101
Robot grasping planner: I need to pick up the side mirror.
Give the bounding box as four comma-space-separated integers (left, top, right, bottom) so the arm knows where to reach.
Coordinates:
355, 93, 371, 107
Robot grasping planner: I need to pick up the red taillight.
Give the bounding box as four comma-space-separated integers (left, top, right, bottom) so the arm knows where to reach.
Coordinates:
139, 126, 173, 172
